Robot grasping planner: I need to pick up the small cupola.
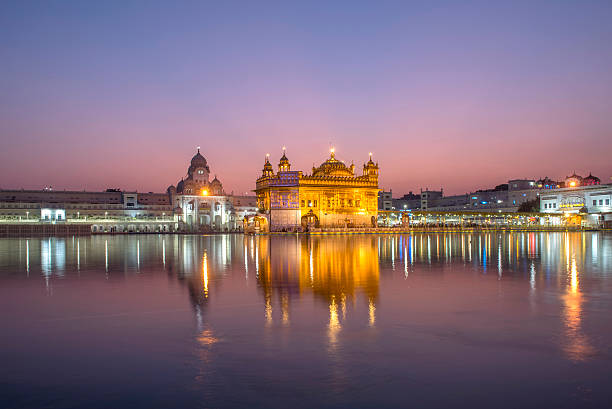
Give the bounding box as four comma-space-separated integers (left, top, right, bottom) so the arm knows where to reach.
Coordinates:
262, 154, 274, 177
278, 147, 291, 172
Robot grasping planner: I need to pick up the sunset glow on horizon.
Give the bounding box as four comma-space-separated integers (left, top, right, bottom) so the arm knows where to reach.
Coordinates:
1, 1, 611, 196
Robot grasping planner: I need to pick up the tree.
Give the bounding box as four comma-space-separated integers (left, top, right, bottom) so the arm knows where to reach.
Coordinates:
517, 197, 540, 213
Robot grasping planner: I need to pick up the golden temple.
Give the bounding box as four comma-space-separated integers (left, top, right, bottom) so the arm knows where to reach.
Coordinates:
253, 148, 380, 231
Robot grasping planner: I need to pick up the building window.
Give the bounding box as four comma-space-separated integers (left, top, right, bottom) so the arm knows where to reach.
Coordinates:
313, 200, 317, 207
544, 203, 548, 209
599, 199, 603, 205
308, 200, 312, 207
301, 200, 305, 207
607, 199, 610, 205
553, 203, 556, 208
593, 200, 597, 206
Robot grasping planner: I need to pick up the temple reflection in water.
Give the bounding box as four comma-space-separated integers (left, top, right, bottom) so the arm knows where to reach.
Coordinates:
253, 235, 380, 326
1, 232, 610, 362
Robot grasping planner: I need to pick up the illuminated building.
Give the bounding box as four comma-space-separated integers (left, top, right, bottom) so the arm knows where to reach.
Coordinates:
564, 173, 582, 188
536, 176, 561, 189
582, 173, 601, 186
254, 148, 380, 231
171, 147, 225, 197
387, 174, 599, 214
229, 195, 258, 228
540, 183, 612, 228
0, 189, 176, 233
168, 148, 257, 231
0, 147, 257, 234
564, 172, 600, 188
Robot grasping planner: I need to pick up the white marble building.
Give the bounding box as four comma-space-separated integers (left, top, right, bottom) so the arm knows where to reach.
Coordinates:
540, 184, 612, 228
167, 148, 257, 232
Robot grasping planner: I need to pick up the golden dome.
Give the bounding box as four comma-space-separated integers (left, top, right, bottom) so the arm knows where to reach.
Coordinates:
312, 151, 354, 177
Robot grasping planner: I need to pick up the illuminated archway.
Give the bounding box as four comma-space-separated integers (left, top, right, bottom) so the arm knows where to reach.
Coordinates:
301, 210, 320, 229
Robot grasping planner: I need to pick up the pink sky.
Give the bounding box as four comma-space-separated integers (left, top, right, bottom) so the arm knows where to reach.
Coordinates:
1, 2, 611, 196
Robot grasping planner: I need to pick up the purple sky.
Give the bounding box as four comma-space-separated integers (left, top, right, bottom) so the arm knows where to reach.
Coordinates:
1, 1, 611, 195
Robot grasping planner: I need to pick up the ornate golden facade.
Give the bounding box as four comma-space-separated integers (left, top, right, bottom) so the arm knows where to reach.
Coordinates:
254, 149, 379, 231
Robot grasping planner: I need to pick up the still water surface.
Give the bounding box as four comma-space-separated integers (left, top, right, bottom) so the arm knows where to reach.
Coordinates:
1, 233, 611, 408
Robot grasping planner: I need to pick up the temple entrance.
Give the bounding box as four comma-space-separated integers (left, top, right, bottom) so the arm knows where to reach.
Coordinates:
244, 215, 269, 233
301, 210, 319, 230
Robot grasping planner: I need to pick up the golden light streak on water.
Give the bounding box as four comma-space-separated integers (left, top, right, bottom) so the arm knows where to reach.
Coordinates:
264, 295, 272, 325
328, 296, 341, 348
281, 292, 289, 325
202, 252, 208, 298
197, 329, 218, 346
561, 254, 595, 361
368, 298, 376, 327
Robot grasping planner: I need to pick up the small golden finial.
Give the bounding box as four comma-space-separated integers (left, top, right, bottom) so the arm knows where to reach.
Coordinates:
330, 147, 335, 158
